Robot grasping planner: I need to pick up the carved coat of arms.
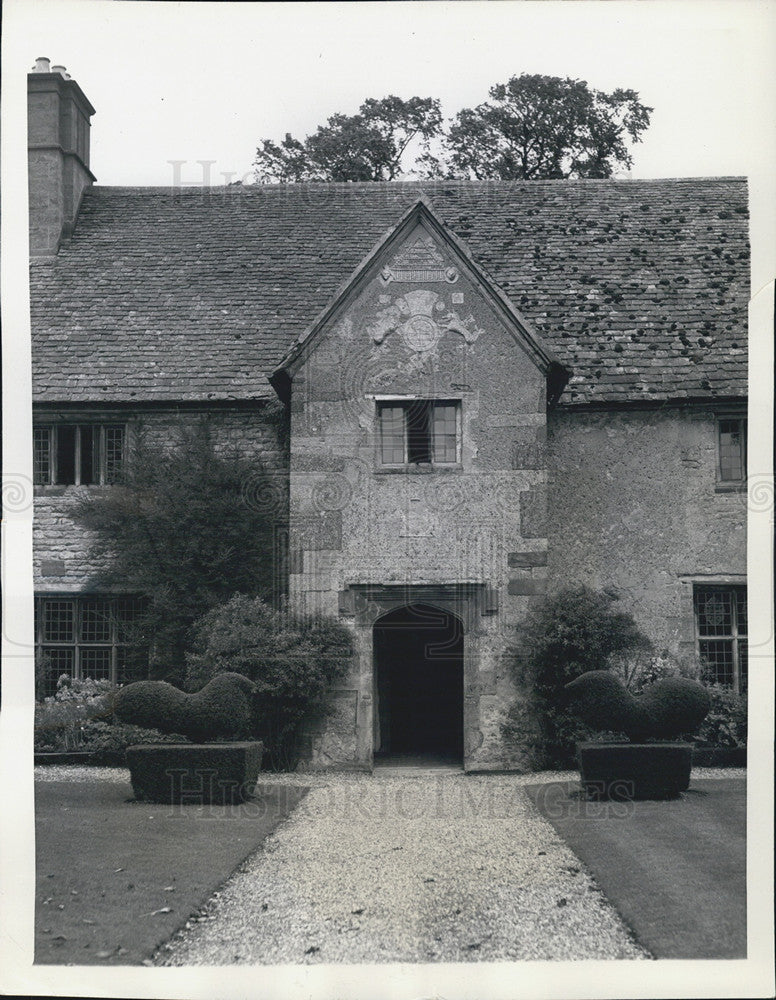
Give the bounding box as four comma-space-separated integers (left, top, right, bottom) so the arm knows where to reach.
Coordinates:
367, 289, 483, 353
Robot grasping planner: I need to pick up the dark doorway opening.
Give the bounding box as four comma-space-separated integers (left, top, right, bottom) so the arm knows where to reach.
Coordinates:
373, 603, 464, 764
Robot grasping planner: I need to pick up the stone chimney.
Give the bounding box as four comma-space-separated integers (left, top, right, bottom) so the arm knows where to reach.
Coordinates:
28, 58, 96, 256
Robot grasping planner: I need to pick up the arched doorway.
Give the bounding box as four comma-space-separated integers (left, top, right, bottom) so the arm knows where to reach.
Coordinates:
373, 603, 464, 764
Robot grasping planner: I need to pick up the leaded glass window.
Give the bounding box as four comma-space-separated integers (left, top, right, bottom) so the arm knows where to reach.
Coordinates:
33, 424, 126, 486
694, 585, 748, 693
718, 417, 746, 483
35, 596, 149, 698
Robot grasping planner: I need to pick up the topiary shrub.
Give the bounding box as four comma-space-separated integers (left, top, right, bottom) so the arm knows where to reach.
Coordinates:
563, 670, 711, 740
113, 672, 257, 743
502, 587, 653, 768
639, 676, 711, 738
561, 670, 645, 735
126, 742, 263, 804
185, 595, 353, 770
564, 670, 713, 799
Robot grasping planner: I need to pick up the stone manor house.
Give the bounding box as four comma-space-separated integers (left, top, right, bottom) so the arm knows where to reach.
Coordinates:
28, 62, 749, 770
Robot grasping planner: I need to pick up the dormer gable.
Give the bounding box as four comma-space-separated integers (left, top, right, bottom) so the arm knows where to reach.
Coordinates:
270, 198, 569, 404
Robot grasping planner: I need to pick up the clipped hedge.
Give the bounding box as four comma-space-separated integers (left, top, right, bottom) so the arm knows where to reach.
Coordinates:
577, 742, 693, 800
126, 742, 263, 804
564, 670, 711, 741
113, 672, 256, 743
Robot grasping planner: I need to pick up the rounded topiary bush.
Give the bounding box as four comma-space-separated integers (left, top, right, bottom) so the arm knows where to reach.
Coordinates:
113, 680, 187, 734
564, 671, 711, 741
563, 670, 648, 735
186, 672, 257, 741
638, 676, 711, 739
113, 672, 256, 743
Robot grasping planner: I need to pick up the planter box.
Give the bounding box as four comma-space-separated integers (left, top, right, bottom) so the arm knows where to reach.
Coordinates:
577, 742, 693, 800
126, 742, 263, 805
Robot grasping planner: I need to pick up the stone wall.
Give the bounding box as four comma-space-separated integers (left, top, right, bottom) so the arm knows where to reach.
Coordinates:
287, 220, 552, 770
33, 404, 288, 592
546, 405, 747, 661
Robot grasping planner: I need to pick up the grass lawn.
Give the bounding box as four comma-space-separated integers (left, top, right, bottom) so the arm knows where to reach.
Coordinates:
35, 775, 308, 966
525, 777, 746, 959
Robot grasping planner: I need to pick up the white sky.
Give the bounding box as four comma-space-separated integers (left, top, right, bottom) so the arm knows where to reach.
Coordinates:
4, 0, 776, 187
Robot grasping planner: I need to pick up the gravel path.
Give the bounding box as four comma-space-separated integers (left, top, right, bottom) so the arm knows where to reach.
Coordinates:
34, 764, 743, 967
154, 769, 650, 964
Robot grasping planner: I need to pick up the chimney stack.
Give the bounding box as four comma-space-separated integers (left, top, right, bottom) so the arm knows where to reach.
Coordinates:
28, 58, 96, 256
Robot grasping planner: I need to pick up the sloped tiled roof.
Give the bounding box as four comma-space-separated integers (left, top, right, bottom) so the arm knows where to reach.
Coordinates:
30, 178, 749, 406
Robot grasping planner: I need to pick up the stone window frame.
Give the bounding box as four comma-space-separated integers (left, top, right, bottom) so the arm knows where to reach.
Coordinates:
693, 583, 748, 694
372, 395, 463, 472
714, 410, 747, 492
35, 593, 149, 698
33, 420, 126, 487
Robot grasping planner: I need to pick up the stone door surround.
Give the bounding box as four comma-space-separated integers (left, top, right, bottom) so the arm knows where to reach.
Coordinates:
340, 583, 494, 768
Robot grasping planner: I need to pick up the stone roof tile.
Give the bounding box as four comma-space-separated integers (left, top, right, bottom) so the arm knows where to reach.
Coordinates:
30, 178, 749, 406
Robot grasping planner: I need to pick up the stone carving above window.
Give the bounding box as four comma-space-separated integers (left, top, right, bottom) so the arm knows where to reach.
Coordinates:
380, 234, 458, 284
367, 289, 482, 353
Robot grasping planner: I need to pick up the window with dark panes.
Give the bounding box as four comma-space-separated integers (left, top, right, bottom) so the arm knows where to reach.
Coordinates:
694, 585, 747, 693
33, 424, 125, 486
35, 596, 149, 698
378, 400, 460, 466
717, 417, 746, 483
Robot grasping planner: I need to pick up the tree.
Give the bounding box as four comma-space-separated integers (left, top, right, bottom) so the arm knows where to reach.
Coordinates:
72, 420, 282, 682
254, 95, 443, 182
445, 73, 652, 180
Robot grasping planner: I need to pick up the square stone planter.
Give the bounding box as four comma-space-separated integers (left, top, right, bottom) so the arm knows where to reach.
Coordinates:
577, 741, 693, 800
126, 742, 263, 805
